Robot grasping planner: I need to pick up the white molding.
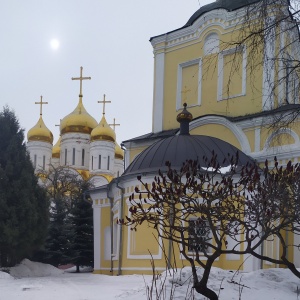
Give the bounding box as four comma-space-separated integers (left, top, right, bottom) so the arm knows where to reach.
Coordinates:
254, 127, 261, 152
153, 52, 165, 133
217, 45, 247, 101
262, 17, 275, 110
151, 8, 249, 52
263, 128, 299, 150
189, 115, 251, 154
176, 58, 202, 111
278, 21, 286, 106
93, 205, 101, 270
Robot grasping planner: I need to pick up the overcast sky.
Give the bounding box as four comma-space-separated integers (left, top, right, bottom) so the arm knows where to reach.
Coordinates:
1, 0, 211, 145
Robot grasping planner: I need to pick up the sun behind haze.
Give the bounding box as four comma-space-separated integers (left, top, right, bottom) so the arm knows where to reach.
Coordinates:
50, 39, 60, 50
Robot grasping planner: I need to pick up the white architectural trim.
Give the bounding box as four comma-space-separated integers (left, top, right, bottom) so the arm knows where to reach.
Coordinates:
263, 128, 299, 150
254, 127, 261, 152
93, 204, 101, 270
217, 45, 247, 101
262, 17, 275, 110
151, 8, 249, 51
176, 58, 202, 111
153, 52, 165, 133
189, 115, 251, 154
278, 21, 286, 106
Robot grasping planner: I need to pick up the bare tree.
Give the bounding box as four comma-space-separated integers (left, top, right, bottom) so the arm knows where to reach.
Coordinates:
119, 155, 300, 299
222, 0, 300, 127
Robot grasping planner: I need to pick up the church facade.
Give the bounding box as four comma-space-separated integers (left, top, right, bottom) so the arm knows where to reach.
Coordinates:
90, 0, 300, 275
26, 67, 124, 192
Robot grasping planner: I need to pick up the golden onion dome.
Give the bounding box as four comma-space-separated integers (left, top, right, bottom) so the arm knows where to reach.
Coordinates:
176, 103, 193, 122
91, 115, 116, 142
60, 99, 97, 135
115, 142, 124, 160
27, 116, 54, 144
52, 136, 61, 158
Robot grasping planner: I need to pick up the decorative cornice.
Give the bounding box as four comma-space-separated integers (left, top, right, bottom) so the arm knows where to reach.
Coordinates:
151, 8, 248, 52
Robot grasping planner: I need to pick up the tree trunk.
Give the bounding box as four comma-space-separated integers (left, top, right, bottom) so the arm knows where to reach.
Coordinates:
194, 282, 218, 300
76, 264, 80, 273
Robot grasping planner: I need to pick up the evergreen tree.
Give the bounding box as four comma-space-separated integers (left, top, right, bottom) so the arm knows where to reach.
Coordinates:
37, 166, 92, 268
69, 181, 93, 272
0, 107, 49, 267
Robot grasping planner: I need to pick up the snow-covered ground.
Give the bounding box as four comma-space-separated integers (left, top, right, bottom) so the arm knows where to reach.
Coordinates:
0, 259, 299, 300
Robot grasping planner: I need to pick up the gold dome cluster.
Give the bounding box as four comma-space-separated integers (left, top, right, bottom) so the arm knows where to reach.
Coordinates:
27, 116, 54, 144
60, 99, 98, 135
91, 115, 116, 142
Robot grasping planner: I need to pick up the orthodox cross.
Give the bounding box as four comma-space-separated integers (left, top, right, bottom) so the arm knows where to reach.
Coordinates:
35, 95, 48, 116
181, 86, 191, 102
71, 66, 91, 97
98, 94, 111, 115
109, 118, 120, 131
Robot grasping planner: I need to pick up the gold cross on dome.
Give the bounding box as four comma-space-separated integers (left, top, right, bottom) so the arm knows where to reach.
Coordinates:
181, 86, 191, 102
109, 118, 120, 131
72, 66, 91, 97
98, 94, 111, 115
35, 95, 48, 116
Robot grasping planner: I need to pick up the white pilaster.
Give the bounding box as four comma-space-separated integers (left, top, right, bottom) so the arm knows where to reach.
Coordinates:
153, 52, 165, 133
93, 203, 101, 271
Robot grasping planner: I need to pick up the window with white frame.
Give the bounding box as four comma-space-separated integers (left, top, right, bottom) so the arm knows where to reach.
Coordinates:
188, 218, 211, 252
217, 46, 247, 101
176, 58, 202, 110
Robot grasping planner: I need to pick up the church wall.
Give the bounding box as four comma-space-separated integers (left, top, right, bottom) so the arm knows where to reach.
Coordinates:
89, 140, 115, 176
60, 132, 91, 170
155, 21, 265, 132
27, 141, 52, 172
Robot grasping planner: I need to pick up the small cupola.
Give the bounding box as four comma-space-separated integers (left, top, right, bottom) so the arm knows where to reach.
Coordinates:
176, 103, 193, 135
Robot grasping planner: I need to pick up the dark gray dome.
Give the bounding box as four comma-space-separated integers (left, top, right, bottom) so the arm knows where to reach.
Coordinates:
123, 135, 255, 177
184, 0, 260, 27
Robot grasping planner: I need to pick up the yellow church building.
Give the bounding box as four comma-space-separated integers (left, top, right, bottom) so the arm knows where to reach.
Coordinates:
89, 0, 300, 275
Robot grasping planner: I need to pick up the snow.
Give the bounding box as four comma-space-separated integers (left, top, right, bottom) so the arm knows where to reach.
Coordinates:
0, 260, 299, 300
201, 165, 236, 174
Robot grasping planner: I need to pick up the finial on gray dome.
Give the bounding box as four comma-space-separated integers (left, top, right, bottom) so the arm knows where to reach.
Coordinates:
176, 103, 193, 135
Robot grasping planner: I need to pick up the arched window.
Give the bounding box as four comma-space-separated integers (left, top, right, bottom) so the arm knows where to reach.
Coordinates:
204, 32, 219, 55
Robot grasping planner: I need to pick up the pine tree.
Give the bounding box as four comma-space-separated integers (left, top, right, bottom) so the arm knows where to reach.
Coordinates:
0, 107, 49, 267
69, 181, 93, 272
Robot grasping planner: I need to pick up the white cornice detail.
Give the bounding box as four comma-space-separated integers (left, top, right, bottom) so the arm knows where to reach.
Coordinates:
151, 8, 248, 51
263, 128, 299, 150
189, 115, 251, 154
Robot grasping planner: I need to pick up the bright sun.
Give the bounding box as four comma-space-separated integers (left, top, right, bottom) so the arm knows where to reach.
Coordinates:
50, 39, 60, 50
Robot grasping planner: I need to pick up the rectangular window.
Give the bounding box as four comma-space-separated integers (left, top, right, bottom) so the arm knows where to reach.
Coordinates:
107, 155, 110, 170
34, 154, 37, 168
81, 149, 85, 166
72, 148, 75, 165
188, 218, 210, 253
65, 149, 67, 165
98, 155, 101, 169
43, 155, 45, 170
